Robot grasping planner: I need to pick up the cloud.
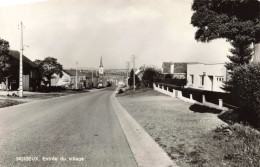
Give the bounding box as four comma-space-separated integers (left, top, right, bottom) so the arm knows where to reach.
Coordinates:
0, 0, 48, 8
0, 0, 230, 69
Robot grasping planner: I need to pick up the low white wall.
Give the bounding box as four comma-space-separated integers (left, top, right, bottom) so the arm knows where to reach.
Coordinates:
153, 83, 228, 111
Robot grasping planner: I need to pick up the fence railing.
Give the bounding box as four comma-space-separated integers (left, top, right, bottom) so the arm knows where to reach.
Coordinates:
153, 83, 230, 111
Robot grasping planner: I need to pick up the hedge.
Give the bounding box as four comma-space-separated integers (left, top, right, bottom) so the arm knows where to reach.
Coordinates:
160, 78, 186, 87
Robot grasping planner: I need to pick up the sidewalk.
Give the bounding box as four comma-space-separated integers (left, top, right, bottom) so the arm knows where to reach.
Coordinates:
111, 92, 178, 167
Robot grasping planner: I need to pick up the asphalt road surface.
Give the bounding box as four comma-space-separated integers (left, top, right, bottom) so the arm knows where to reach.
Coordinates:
0, 88, 137, 167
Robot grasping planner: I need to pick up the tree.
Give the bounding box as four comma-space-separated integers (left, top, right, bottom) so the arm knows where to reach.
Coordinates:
223, 40, 254, 91
225, 40, 253, 71
34, 57, 63, 87
191, 0, 260, 61
0, 38, 12, 81
142, 67, 162, 87
128, 69, 140, 88
229, 63, 260, 128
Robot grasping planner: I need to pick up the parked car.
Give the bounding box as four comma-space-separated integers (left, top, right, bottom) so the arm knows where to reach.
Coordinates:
97, 82, 104, 89
117, 82, 126, 92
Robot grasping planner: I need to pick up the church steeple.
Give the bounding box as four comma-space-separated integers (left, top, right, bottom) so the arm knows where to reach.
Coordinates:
99, 56, 104, 75
100, 56, 103, 67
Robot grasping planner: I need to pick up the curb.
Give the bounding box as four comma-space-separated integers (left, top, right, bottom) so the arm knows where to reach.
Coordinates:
111, 92, 178, 167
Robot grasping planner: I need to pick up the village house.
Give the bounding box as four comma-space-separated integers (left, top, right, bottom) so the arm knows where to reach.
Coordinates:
51, 69, 100, 89
51, 69, 86, 89
162, 61, 197, 79
186, 63, 228, 92
0, 50, 40, 91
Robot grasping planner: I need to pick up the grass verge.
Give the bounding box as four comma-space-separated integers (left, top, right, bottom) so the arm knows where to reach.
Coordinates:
0, 99, 23, 108
24, 90, 88, 99
117, 89, 260, 167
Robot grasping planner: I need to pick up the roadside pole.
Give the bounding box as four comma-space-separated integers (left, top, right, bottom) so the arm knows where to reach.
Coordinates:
131, 55, 136, 91
92, 68, 94, 88
76, 61, 78, 89
19, 21, 24, 97
126, 61, 130, 87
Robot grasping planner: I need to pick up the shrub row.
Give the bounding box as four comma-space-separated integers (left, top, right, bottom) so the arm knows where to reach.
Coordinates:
38, 86, 67, 92
160, 78, 186, 87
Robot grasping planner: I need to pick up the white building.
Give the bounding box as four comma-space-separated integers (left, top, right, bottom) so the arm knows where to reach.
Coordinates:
186, 63, 228, 92
51, 70, 86, 88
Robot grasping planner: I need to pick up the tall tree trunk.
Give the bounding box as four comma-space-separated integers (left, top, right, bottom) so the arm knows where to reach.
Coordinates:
253, 42, 260, 62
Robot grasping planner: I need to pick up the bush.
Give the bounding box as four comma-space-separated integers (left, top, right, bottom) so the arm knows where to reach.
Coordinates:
229, 63, 260, 128
196, 124, 260, 166
161, 78, 186, 87
142, 67, 162, 88
128, 69, 141, 87
38, 86, 66, 92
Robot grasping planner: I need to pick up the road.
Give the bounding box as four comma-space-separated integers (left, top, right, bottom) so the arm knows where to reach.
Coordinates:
0, 88, 137, 167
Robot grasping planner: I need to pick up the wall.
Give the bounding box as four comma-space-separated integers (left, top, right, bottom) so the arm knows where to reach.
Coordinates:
187, 63, 227, 92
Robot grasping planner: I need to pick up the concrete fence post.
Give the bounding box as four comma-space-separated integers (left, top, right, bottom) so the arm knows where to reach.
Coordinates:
179, 91, 183, 98
167, 87, 169, 92
190, 94, 193, 100
176, 90, 180, 98
162, 85, 164, 90
202, 95, 206, 104
218, 99, 223, 109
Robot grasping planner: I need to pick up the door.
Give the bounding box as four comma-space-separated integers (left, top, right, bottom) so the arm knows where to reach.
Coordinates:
23, 75, 30, 91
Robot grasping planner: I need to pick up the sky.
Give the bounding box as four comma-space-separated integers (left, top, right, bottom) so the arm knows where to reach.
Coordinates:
0, 0, 231, 69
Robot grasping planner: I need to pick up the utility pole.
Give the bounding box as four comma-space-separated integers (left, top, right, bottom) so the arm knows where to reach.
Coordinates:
126, 61, 130, 77
75, 61, 78, 89
126, 61, 130, 87
19, 21, 24, 97
131, 55, 136, 91
91, 68, 94, 88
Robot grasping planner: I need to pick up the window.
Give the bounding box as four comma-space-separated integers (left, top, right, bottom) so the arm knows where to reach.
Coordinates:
200, 75, 204, 86
217, 77, 224, 82
190, 75, 194, 84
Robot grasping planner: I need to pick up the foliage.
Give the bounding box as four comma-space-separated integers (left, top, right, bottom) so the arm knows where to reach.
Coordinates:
0, 38, 12, 81
191, 0, 260, 61
161, 78, 187, 87
223, 40, 254, 92
38, 86, 66, 92
164, 74, 172, 79
195, 124, 260, 167
128, 69, 141, 87
228, 63, 260, 128
191, 0, 260, 44
34, 57, 63, 87
225, 41, 253, 71
142, 67, 162, 87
